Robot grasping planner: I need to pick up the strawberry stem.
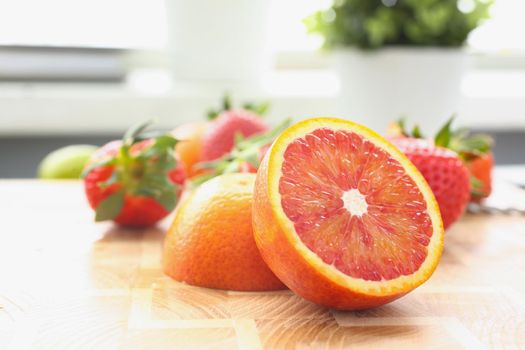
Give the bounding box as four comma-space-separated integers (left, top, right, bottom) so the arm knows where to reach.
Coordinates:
207, 92, 271, 120
190, 118, 292, 187
86, 121, 181, 221
124, 119, 156, 145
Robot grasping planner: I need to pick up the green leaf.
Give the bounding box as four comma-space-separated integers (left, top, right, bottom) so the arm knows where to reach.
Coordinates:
133, 130, 164, 142
434, 115, 455, 147
207, 92, 271, 119
191, 118, 292, 187
240, 147, 260, 168
234, 132, 245, 146
95, 190, 125, 222
444, 124, 493, 157
222, 92, 232, 111
255, 101, 271, 115
101, 170, 119, 188
411, 124, 423, 139
153, 135, 179, 151
221, 160, 240, 174
207, 108, 219, 120
237, 118, 292, 150
139, 174, 169, 191
470, 175, 483, 190
194, 159, 222, 170
206, 92, 234, 120
304, 0, 493, 50
470, 175, 486, 197
243, 101, 271, 116
81, 157, 117, 178
397, 117, 406, 134
135, 135, 178, 169
120, 131, 180, 209
452, 127, 470, 140
124, 119, 155, 145
457, 134, 493, 155
134, 187, 158, 197
242, 102, 255, 112
156, 191, 177, 212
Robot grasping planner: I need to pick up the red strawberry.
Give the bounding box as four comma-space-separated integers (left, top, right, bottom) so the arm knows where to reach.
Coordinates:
391, 138, 471, 229
83, 123, 184, 227
168, 162, 186, 186
466, 151, 493, 202
190, 119, 291, 187
389, 117, 494, 202
433, 118, 494, 201
201, 110, 268, 161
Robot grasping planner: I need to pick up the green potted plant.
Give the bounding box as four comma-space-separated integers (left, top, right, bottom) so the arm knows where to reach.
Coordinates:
305, 0, 492, 132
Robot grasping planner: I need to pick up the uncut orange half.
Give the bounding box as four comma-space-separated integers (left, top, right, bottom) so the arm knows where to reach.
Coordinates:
252, 118, 444, 310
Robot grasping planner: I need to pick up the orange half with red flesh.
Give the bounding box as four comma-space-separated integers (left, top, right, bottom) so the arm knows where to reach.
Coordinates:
252, 118, 444, 310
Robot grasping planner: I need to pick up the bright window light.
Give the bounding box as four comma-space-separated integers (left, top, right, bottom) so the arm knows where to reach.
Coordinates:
0, 0, 522, 53
267, 0, 329, 51
468, 0, 525, 52
0, 0, 167, 48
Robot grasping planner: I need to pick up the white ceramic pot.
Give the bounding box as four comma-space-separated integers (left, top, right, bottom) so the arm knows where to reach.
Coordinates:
334, 48, 466, 134
164, 0, 271, 87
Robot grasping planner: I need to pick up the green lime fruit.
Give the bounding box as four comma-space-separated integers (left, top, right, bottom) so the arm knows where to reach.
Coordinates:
38, 145, 98, 179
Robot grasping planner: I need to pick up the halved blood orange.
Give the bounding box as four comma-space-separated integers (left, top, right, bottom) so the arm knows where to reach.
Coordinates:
252, 117, 444, 310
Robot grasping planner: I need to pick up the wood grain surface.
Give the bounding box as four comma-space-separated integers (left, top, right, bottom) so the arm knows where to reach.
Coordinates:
0, 180, 524, 350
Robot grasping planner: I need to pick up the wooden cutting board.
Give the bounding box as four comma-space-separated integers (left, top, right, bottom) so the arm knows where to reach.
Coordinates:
0, 181, 524, 350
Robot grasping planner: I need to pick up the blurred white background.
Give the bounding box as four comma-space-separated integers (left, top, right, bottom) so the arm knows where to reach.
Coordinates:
0, 0, 524, 130
2, 0, 525, 52
0, 0, 524, 176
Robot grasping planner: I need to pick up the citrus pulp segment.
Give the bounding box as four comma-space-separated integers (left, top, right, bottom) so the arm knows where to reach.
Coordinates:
253, 118, 444, 310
